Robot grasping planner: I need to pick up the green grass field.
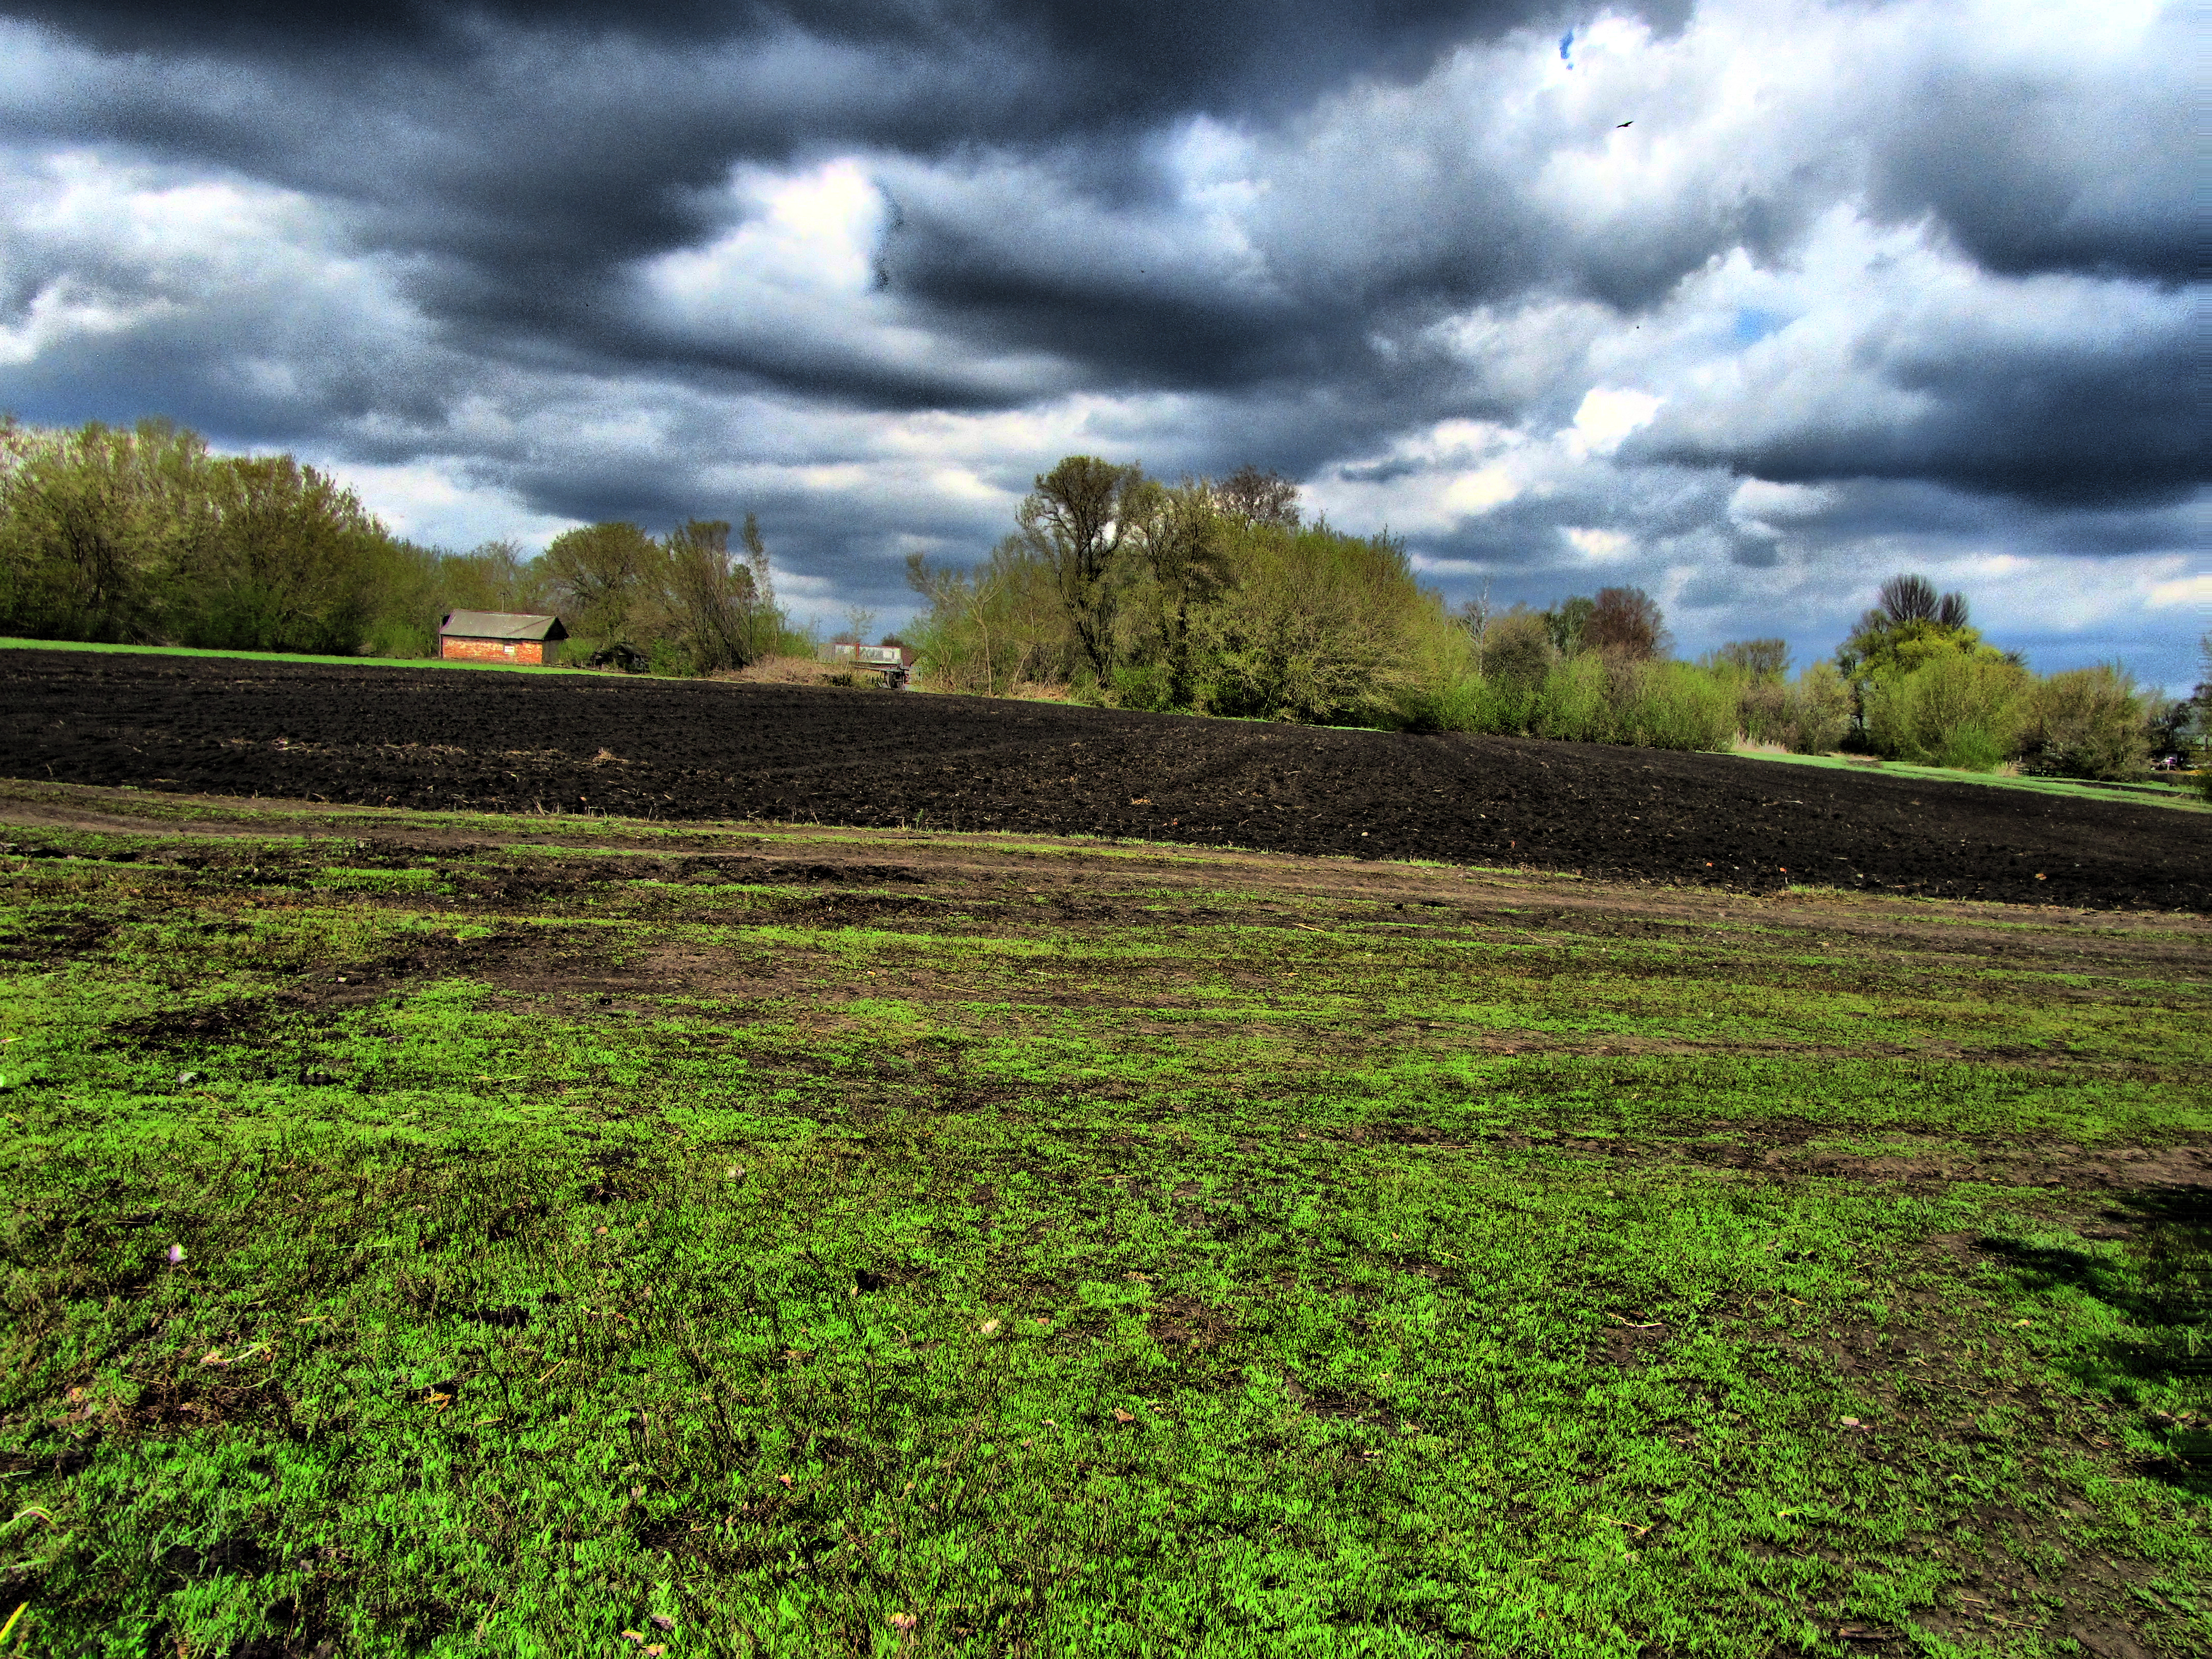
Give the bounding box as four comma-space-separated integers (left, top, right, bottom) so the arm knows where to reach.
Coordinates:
0, 637, 598, 678
0, 782, 2204, 1656
1727, 747, 2210, 815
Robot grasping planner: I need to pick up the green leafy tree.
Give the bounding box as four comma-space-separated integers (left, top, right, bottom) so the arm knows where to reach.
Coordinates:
0, 417, 210, 642
1130, 479, 1235, 708
168, 455, 388, 653
1837, 573, 1982, 680
544, 521, 660, 647
1863, 652, 2031, 770
1, 417, 397, 653
1191, 521, 1420, 725
2018, 665, 2150, 780
1541, 594, 1595, 657
2197, 633, 2212, 799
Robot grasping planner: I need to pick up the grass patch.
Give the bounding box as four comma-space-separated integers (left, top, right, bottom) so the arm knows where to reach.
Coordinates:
0, 636, 603, 678
0, 798, 2205, 1655
1732, 748, 2211, 814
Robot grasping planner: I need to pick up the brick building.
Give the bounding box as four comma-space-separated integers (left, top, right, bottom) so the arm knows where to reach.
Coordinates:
438, 611, 568, 665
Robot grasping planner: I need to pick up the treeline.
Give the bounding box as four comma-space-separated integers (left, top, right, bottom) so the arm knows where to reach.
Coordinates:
909, 455, 2205, 779
0, 417, 805, 672
4, 420, 2200, 779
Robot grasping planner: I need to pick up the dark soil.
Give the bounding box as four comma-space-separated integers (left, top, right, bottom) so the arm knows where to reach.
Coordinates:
2, 648, 2203, 910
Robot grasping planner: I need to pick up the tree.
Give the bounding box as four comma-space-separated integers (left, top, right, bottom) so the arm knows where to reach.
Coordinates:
544, 521, 658, 645
2187, 631, 2211, 797
2019, 665, 2149, 780
439, 539, 547, 614
904, 540, 1069, 695
0, 417, 399, 653
1585, 585, 1669, 660
1132, 479, 1235, 707
1192, 522, 1420, 724
0, 417, 210, 642
663, 518, 769, 673
1837, 572, 1981, 680
1541, 594, 1595, 656
1709, 639, 1791, 679
1214, 464, 1302, 529
169, 454, 388, 653
1017, 455, 1145, 680
1484, 607, 1555, 692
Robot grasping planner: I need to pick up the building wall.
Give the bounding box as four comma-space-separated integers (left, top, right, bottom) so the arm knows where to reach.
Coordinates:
441, 636, 549, 665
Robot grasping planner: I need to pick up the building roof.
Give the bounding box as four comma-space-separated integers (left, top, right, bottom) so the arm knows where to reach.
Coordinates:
440, 610, 568, 642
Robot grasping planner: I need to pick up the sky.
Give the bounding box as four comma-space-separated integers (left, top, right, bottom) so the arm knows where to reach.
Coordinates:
0, 0, 2202, 687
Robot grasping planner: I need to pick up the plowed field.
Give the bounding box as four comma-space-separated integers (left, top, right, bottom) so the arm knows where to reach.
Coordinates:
3, 646, 2203, 910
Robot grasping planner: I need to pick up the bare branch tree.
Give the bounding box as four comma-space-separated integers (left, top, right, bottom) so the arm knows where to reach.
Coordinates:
1018, 455, 1144, 680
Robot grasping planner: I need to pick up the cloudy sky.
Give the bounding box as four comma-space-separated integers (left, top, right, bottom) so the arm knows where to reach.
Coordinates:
1, 0, 2201, 684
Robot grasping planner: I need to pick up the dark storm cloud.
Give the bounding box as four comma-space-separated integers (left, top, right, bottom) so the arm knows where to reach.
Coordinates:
1638, 318, 2206, 509
1865, 13, 2197, 287
0, 0, 2201, 656
0, 0, 1652, 407
9, 1, 1588, 114
1730, 478, 2206, 565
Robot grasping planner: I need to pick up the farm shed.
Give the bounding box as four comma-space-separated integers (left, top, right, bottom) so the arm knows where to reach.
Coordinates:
439, 610, 568, 665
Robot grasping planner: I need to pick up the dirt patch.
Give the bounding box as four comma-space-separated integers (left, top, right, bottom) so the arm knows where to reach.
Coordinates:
1147, 1293, 1237, 1360
3, 648, 2203, 910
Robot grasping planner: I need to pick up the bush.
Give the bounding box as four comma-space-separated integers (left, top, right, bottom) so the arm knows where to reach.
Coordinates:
905, 537, 1072, 695
1388, 592, 1481, 732
1784, 663, 1854, 753
1734, 674, 1792, 745
1191, 523, 1419, 725
1108, 661, 1174, 711
2018, 665, 2149, 780
1862, 652, 2030, 769
1625, 660, 1737, 751
1532, 651, 1612, 741
1520, 653, 1731, 751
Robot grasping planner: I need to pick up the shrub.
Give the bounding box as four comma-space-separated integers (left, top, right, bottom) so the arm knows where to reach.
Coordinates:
1390, 593, 1482, 732
1108, 661, 1174, 711
1734, 674, 1792, 745
1479, 609, 1555, 701
1523, 653, 1732, 751
1533, 650, 1612, 741
1191, 523, 1419, 725
1784, 663, 1854, 754
1625, 660, 1737, 751
905, 538, 1072, 695
2019, 665, 2149, 780
1862, 653, 2030, 769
